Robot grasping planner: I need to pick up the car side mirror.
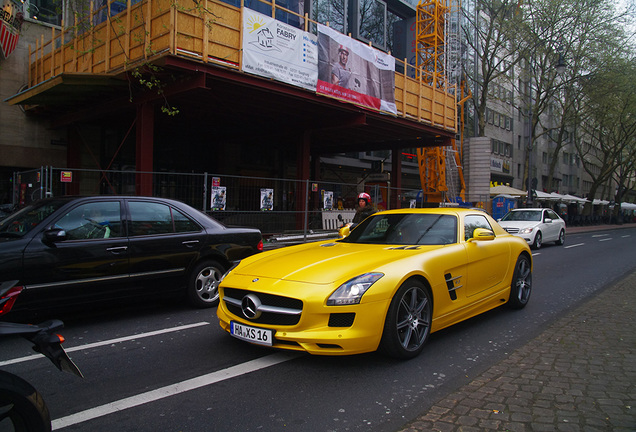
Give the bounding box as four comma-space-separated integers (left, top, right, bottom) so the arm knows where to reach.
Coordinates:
468, 228, 495, 242
544, 218, 552, 223
43, 228, 67, 243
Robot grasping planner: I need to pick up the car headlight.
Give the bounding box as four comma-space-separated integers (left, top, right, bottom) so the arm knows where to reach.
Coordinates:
519, 227, 535, 234
327, 273, 384, 306
220, 261, 240, 282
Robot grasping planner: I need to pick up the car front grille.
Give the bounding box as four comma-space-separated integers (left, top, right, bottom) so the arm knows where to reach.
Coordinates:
223, 287, 303, 326
504, 227, 519, 234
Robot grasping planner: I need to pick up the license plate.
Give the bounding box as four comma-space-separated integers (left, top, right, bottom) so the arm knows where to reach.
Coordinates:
230, 321, 273, 346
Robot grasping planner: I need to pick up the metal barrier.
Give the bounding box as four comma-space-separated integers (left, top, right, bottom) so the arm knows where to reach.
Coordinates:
11, 167, 426, 238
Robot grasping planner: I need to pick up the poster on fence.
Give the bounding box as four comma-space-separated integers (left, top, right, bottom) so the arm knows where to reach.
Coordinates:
316, 24, 396, 114
242, 10, 318, 91
211, 186, 226, 210
260, 188, 273, 211
323, 191, 333, 210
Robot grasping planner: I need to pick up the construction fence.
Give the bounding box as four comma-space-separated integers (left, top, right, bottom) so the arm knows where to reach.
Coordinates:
11, 167, 437, 237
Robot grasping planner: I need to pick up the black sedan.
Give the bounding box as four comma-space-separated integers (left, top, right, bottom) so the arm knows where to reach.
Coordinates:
0, 196, 262, 316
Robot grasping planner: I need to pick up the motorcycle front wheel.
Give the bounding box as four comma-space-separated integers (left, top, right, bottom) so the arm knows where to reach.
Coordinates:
0, 370, 51, 432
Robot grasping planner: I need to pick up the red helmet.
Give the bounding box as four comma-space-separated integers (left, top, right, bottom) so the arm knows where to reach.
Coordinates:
358, 192, 371, 204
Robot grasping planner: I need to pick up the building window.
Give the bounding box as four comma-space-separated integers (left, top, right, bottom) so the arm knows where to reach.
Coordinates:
358, 0, 386, 50
312, 0, 347, 33
24, 0, 63, 26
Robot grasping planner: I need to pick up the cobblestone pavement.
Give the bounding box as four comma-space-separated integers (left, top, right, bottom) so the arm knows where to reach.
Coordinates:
398, 226, 636, 432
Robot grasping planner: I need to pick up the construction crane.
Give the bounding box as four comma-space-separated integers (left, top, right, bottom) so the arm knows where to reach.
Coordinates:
415, 0, 467, 204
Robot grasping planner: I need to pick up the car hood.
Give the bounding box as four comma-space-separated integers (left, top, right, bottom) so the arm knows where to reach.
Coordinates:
231, 241, 442, 284
498, 220, 539, 230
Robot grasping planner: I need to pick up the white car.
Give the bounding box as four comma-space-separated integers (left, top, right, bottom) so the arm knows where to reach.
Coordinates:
497, 208, 566, 249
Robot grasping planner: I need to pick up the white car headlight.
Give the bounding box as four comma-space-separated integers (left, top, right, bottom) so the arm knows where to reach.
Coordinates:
327, 273, 384, 306
519, 227, 535, 234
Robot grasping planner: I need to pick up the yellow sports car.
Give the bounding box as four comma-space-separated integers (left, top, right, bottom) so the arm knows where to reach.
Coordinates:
217, 208, 532, 359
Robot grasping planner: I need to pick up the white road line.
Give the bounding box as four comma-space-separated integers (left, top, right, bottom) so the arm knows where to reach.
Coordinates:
532, 252, 540, 256
564, 243, 584, 249
0, 322, 210, 367
52, 352, 301, 430
599, 238, 612, 242
622, 235, 631, 238
592, 234, 609, 238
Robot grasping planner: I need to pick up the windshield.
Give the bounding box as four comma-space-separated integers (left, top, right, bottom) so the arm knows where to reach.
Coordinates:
500, 210, 542, 222
0, 200, 67, 237
340, 213, 457, 245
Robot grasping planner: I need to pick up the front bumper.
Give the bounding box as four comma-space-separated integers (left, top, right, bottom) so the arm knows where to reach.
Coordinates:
217, 297, 390, 356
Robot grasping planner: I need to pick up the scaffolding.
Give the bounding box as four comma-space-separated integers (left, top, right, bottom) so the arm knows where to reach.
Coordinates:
416, 0, 467, 203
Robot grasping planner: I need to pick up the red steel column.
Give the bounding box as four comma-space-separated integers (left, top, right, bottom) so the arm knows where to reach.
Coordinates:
135, 102, 154, 196
391, 149, 402, 209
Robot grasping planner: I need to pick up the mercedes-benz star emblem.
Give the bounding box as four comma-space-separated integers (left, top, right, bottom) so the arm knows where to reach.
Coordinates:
241, 294, 262, 319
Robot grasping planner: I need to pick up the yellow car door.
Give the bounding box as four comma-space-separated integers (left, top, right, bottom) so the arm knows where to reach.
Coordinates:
463, 214, 510, 297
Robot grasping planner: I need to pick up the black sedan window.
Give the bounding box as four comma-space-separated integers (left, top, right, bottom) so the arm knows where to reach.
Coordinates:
128, 202, 201, 236
0, 200, 65, 237
56, 201, 123, 240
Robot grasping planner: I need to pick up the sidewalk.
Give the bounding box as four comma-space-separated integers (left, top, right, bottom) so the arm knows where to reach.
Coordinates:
398, 226, 636, 432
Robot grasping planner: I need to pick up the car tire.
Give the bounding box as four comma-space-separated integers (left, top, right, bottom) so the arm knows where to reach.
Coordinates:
380, 279, 432, 359
187, 260, 225, 308
555, 229, 565, 245
0, 370, 51, 432
507, 254, 532, 309
532, 231, 542, 249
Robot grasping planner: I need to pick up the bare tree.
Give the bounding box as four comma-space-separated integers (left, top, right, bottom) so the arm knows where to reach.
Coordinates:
462, 0, 525, 137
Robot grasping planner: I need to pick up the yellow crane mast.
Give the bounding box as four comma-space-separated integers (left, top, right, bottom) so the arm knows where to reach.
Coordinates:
416, 0, 467, 204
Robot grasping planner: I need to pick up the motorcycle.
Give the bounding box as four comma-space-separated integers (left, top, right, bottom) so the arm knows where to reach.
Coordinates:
0, 280, 83, 432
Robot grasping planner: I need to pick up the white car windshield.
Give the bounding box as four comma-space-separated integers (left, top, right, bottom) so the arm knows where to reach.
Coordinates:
501, 211, 542, 222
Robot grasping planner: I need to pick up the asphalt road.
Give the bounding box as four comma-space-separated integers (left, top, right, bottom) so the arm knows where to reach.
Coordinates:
1, 227, 635, 432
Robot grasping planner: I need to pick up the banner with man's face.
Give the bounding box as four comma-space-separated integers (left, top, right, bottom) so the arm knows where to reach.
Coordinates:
316, 24, 396, 115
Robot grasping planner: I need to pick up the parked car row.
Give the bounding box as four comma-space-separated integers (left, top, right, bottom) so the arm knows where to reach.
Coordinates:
0, 196, 262, 318
2, 197, 546, 361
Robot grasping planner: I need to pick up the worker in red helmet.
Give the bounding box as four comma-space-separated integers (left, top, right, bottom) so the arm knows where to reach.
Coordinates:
352, 192, 376, 224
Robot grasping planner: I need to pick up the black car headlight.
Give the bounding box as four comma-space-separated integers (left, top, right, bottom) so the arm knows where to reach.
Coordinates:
327, 273, 384, 306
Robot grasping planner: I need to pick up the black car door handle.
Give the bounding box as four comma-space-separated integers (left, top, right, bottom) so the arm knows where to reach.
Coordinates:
106, 246, 128, 253
182, 240, 200, 247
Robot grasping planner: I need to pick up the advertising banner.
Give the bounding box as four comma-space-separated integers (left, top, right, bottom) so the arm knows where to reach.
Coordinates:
211, 186, 226, 210
323, 191, 333, 210
1, 1, 22, 58
242, 10, 318, 91
316, 24, 396, 115
260, 188, 273, 211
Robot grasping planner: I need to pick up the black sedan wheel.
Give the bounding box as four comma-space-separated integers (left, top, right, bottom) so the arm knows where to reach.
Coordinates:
508, 254, 532, 309
187, 260, 224, 308
380, 279, 432, 359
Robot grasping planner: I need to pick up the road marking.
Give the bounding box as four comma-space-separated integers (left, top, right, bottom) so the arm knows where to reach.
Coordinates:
532, 252, 540, 256
52, 352, 301, 430
622, 235, 630, 238
592, 234, 609, 238
599, 238, 612, 242
564, 243, 584, 249
0, 322, 210, 367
